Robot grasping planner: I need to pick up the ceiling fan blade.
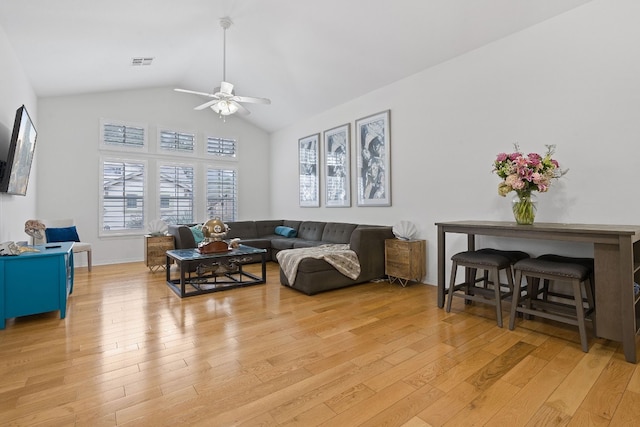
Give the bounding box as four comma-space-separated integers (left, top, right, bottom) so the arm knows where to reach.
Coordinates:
174, 88, 216, 97
233, 95, 271, 105
233, 101, 251, 116
220, 81, 234, 95
194, 99, 221, 111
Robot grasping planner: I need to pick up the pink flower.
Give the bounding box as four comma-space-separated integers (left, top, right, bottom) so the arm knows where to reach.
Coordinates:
514, 157, 528, 168
493, 144, 565, 197
505, 174, 518, 186
512, 180, 526, 190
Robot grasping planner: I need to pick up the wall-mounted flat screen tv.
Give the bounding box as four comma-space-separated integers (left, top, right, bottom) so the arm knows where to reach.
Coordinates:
0, 105, 37, 196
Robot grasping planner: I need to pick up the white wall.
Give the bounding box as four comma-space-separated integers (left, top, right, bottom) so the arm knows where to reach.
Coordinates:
0, 25, 38, 243
270, 0, 640, 286
37, 88, 270, 265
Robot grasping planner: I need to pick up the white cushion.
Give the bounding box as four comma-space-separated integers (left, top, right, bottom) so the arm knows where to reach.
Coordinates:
72, 242, 91, 252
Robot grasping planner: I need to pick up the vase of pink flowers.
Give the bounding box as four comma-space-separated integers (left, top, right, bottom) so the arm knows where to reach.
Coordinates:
511, 192, 537, 225
493, 144, 566, 225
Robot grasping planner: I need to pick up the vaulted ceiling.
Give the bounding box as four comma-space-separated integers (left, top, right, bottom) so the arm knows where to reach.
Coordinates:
0, 0, 592, 133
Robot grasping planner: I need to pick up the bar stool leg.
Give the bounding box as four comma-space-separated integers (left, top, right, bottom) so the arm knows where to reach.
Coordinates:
573, 278, 589, 352
509, 270, 523, 330
446, 260, 459, 313
490, 267, 503, 328
584, 277, 597, 337
466, 267, 478, 303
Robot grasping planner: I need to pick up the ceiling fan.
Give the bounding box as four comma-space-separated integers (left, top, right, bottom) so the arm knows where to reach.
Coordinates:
174, 16, 271, 118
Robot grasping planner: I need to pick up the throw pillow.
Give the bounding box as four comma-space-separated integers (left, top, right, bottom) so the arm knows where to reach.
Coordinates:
275, 225, 297, 238
45, 226, 80, 243
190, 225, 204, 244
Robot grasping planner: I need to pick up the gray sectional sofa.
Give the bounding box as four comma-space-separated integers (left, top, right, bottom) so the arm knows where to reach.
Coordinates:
167, 220, 394, 295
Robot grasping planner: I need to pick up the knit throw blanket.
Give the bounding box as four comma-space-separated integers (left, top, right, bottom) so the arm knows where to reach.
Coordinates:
276, 244, 361, 285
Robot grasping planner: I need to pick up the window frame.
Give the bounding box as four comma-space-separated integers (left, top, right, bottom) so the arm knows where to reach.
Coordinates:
99, 156, 149, 237
205, 165, 238, 223
205, 135, 238, 162
157, 127, 197, 157
100, 119, 149, 153
157, 161, 196, 226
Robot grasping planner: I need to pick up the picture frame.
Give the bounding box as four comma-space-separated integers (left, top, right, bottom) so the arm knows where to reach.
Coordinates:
323, 123, 351, 207
356, 110, 391, 206
298, 133, 320, 207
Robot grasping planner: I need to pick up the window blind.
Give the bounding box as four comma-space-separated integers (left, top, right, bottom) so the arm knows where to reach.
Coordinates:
206, 168, 237, 222
102, 160, 145, 231
207, 137, 237, 158
159, 164, 194, 225
103, 123, 145, 147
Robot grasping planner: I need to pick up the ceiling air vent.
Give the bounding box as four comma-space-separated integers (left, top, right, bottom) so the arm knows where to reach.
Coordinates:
131, 57, 154, 66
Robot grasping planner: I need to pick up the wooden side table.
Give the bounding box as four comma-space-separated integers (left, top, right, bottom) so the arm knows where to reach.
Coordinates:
145, 235, 174, 272
385, 238, 426, 287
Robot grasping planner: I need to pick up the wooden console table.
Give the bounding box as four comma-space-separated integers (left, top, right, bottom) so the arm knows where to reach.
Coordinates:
436, 220, 640, 363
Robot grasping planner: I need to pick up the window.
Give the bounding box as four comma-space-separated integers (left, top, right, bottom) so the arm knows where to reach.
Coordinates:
160, 194, 170, 209
101, 122, 146, 148
101, 160, 145, 232
207, 136, 237, 159
99, 122, 241, 233
159, 130, 195, 153
159, 164, 194, 225
207, 168, 237, 222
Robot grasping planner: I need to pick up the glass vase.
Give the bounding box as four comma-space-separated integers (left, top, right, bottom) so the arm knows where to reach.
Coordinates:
512, 193, 537, 225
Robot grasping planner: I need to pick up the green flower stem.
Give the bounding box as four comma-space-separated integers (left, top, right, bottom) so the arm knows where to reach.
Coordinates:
512, 195, 536, 225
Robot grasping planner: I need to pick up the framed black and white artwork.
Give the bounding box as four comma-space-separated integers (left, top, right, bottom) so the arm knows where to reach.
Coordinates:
298, 133, 320, 207
356, 110, 391, 206
323, 124, 351, 207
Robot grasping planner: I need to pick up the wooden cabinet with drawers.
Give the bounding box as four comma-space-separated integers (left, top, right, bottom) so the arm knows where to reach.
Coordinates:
145, 235, 174, 272
385, 238, 426, 286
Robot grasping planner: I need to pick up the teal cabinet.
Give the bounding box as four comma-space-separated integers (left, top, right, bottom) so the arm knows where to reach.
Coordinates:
0, 242, 74, 329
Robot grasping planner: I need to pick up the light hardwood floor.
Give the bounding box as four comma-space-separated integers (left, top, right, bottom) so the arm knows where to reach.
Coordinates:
1, 261, 640, 426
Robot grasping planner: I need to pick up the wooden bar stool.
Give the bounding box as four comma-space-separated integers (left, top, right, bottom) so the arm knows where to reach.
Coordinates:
446, 249, 529, 327
537, 254, 595, 320
509, 257, 594, 352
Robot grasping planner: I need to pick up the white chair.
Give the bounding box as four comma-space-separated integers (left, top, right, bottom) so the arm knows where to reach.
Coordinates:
34, 219, 92, 272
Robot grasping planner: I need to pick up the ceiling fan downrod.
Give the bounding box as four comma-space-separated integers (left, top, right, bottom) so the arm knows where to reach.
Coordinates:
219, 17, 232, 85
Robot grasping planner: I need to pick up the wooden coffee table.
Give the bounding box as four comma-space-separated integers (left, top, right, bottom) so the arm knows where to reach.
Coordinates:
165, 244, 266, 298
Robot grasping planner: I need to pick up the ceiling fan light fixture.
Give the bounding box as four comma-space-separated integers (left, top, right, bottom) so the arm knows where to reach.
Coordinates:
211, 100, 239, 116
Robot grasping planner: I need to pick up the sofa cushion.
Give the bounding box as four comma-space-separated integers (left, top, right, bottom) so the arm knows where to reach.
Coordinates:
256, 220, 284, 237
226, 221, 258, 239
321, 222, 358, 244
275, 225, 297, 238
283, 220, 302, 231
271, 238, 296, 250
297, 221, 326, 241
293, 240, 328, 248
236, 238, 272, 250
